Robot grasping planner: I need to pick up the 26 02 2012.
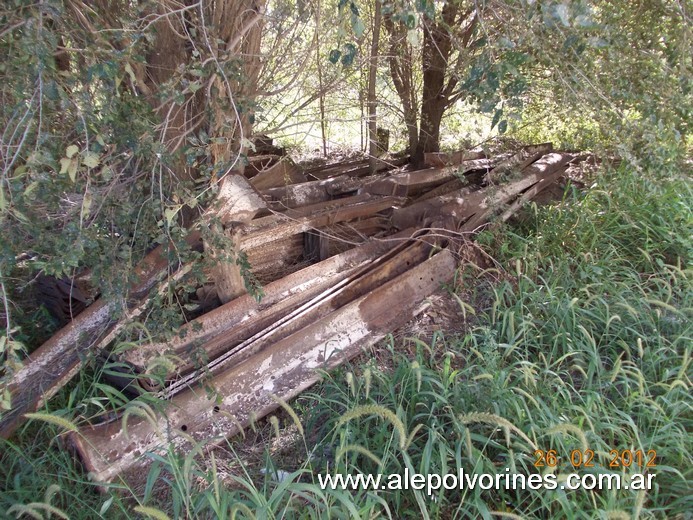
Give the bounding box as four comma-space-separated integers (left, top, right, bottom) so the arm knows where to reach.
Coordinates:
533, 449, 657, 469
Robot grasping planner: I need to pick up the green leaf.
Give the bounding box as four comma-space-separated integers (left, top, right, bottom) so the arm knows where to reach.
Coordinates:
491, 108, 503, 130
124, 62, 137, 84
82, 151, 100, 168
328, 49, 341, 64
65, 145, 79, 158
341, 43, 357, 67
81, 192, 93, 219
24, 180, 39, 198
99, 497, 114, 517
498, 119, 508, 134
68, 160, 78, 182
164, 206, 180, 227
351, 16, 365, 39
59, 157, 71, 174
405, 12, 417, 29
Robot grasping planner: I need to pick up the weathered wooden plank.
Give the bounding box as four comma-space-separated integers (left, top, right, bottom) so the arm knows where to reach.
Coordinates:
0, 232, 204, 439
484, 143, 553, 184
250, 158, 306, 190
361, 159, 493, 198
424, 148, 486, 167
69, 249, 456, 485
391, 153, 573, 231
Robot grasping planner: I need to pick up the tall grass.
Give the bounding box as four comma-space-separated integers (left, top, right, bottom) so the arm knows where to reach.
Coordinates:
1, 164, 690, 518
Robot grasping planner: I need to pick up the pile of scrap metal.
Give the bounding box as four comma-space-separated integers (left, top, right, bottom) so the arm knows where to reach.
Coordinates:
0, 143, 576, 486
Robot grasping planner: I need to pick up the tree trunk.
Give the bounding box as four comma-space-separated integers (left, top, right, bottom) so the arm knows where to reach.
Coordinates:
384, 14, 418, 158
144, 1, 205, 225
315, 0, 328, 157
367, 0, 382, 173
204, 0, 267, 302
411, 5, 458, 167
414, 94, 446, 165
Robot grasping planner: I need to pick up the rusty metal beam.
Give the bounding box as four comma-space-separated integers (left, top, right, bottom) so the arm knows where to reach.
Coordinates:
391, 153, 573, 231
362, 159, 493, 198
0, 232, 204, 439
463, 155, 569, 232
424, 148, 486, 167
250, 158, 306, 191
241, 194, 404, 251
262, 174, 369, 210
122, 229, 418, 380
484, 143, 553, 184
160, 235, 436, 396
305, 156, 408, 181
69, 249, 456, 485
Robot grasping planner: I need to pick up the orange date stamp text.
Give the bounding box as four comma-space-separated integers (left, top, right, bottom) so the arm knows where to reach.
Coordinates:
533, 449, 657, 469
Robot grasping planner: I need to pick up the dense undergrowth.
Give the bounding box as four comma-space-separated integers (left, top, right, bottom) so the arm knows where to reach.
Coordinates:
1, 162, 691, 519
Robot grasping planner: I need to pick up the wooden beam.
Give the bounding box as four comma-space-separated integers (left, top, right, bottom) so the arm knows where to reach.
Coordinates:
424, 148, 486, 167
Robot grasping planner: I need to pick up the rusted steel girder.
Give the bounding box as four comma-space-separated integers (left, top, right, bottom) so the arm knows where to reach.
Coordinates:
462, 153, 570, 232
484, 143, 553, 185
0, 232, 204, 439
304, 156, 408, 181
240, 193, 405, 251
69, 249, 457, 485
361, 158, 494, 198
424, 148, 486, 167
391, 153, 573, 231
250, 158, 306, 191
160, 234, 437, 398
123, 228, 420, 383
262, 174, 373, 210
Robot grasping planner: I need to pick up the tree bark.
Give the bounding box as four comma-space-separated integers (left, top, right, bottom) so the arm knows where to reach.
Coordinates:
384, 14, 418, 157
142, 1, 206, 224
367, 0, 382, 173
412, 6, 457, 167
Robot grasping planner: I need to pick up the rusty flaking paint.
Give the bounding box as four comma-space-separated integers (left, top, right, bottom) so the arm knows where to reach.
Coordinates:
124, 228, 420, 379
0, 232, 204, 439
68, 250, 456, 484
159, 236, 436, 395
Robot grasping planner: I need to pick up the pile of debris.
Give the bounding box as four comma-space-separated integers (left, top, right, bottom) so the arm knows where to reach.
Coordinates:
0, 142, 577, 486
